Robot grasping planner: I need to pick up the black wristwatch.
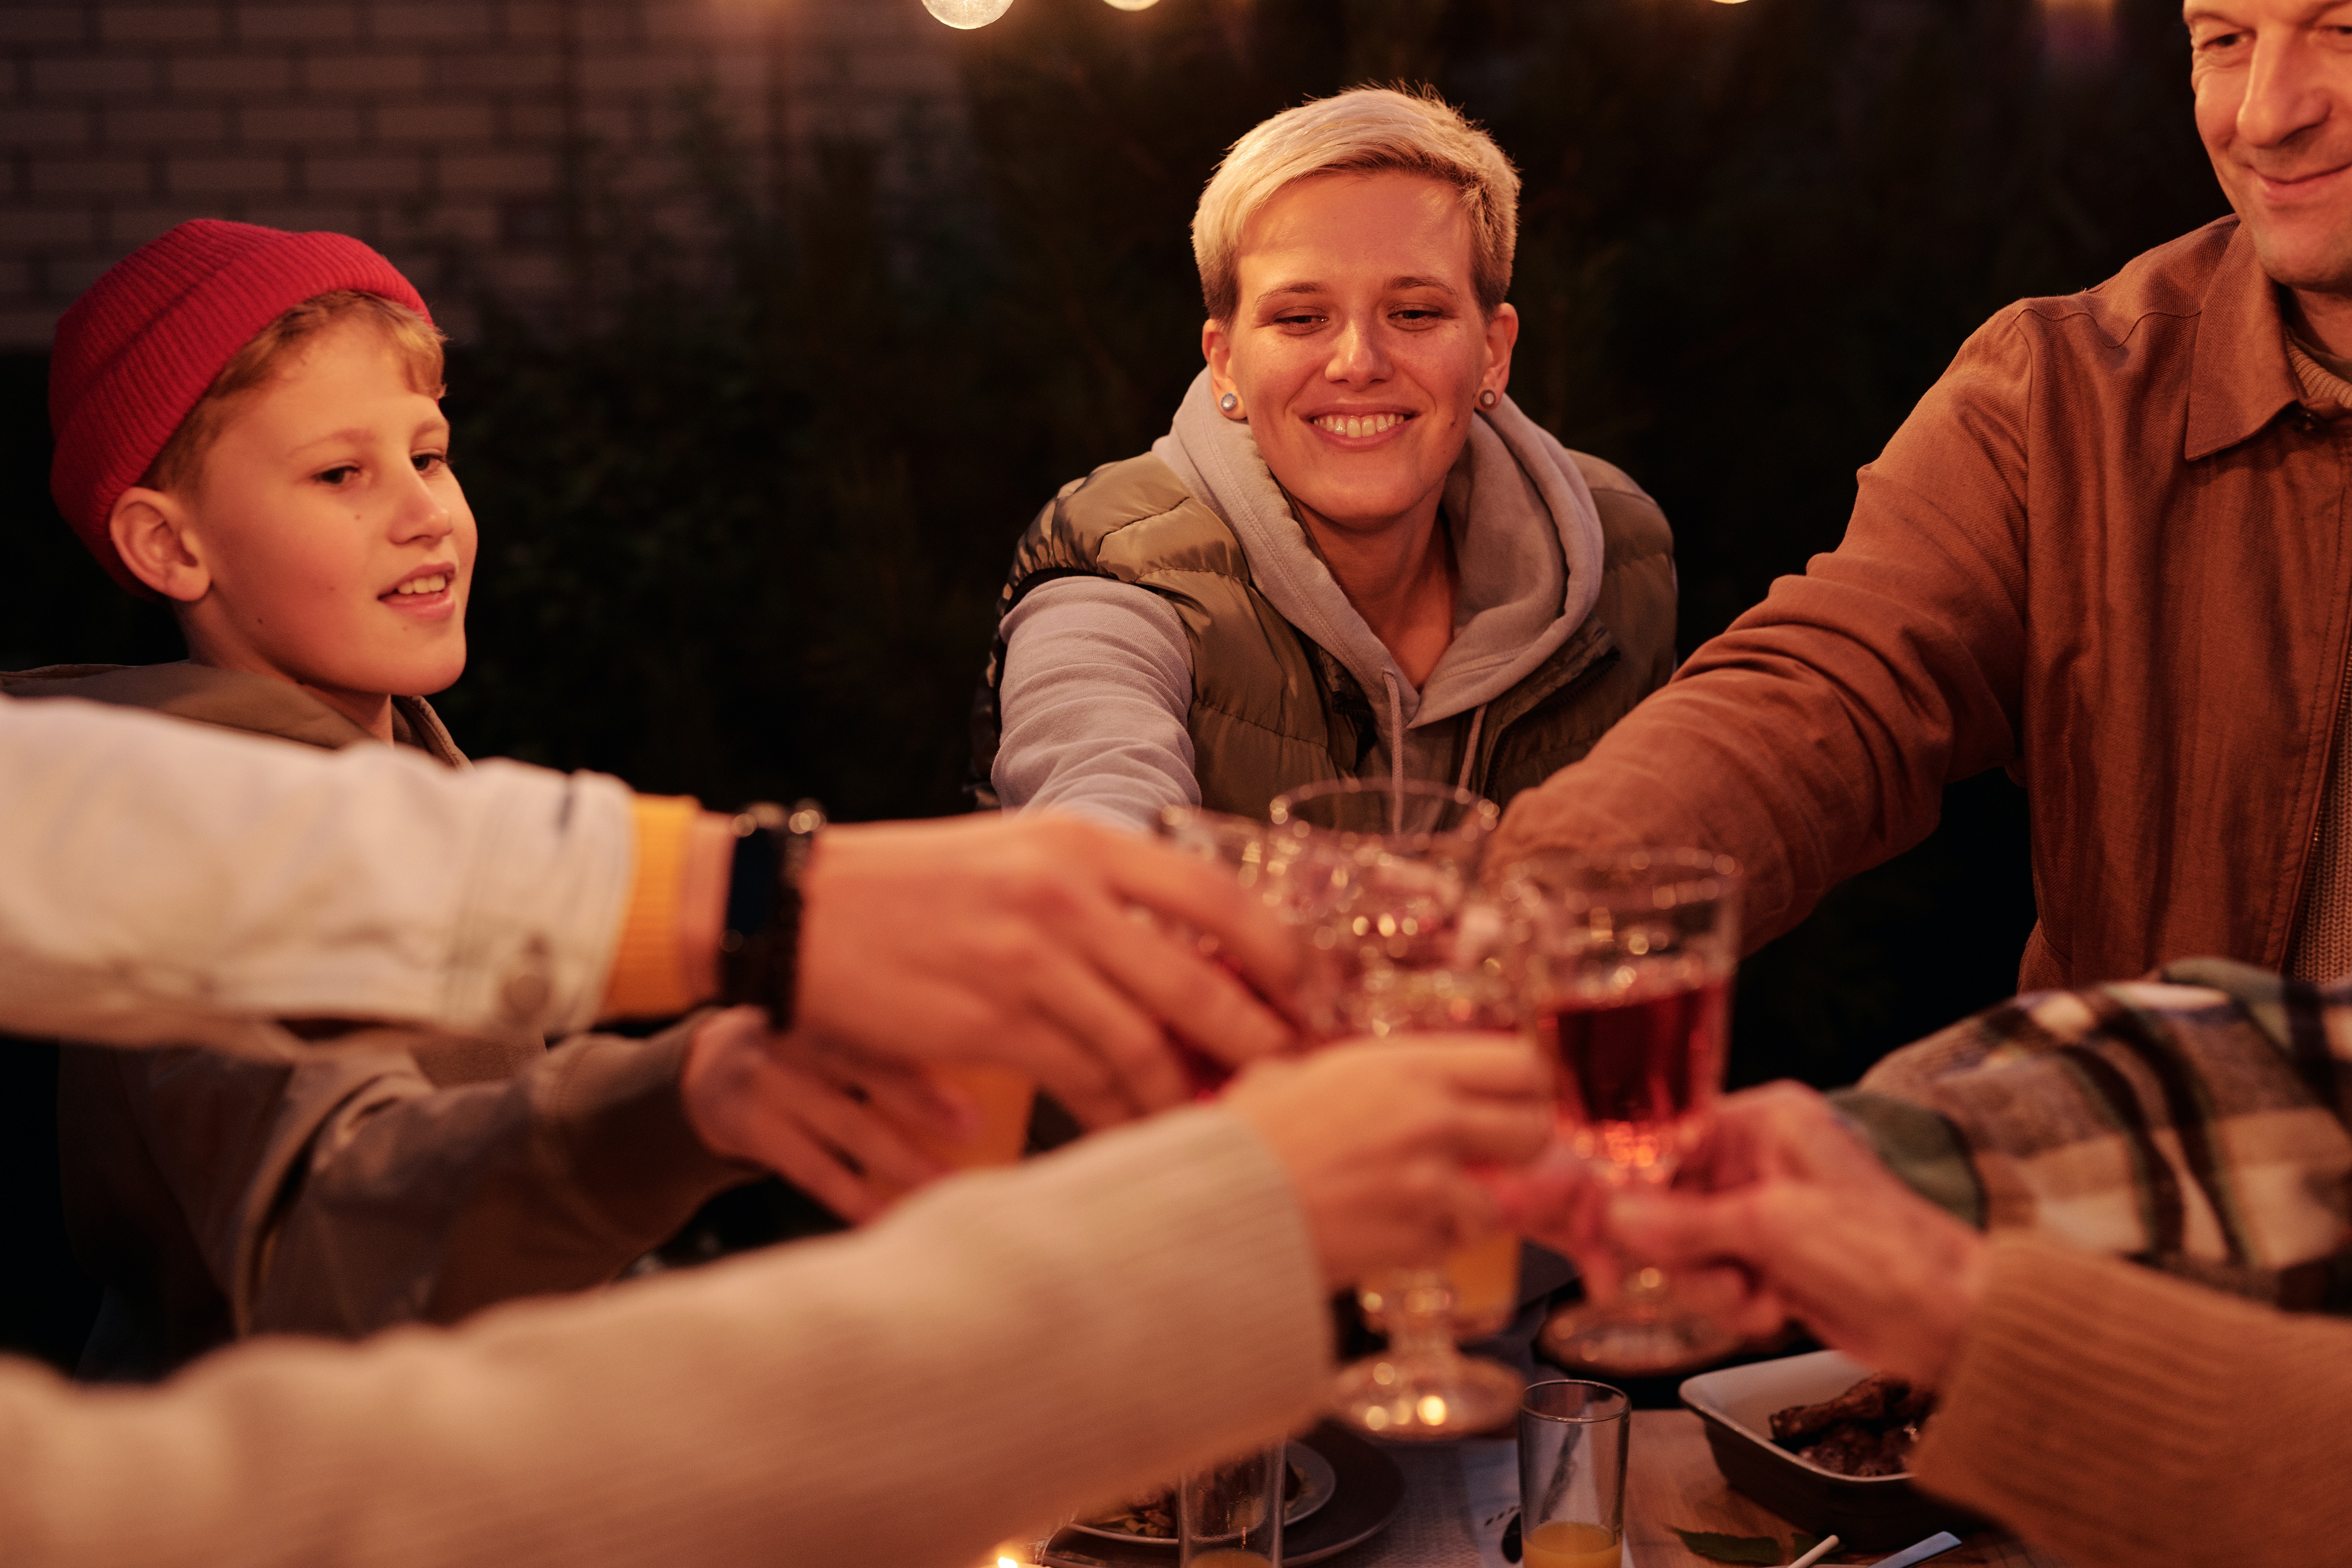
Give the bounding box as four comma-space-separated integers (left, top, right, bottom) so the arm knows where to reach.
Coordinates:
720, 799, 825, 1029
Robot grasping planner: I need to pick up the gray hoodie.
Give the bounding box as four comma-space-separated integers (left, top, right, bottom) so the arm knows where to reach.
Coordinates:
994, 370, 1608, 829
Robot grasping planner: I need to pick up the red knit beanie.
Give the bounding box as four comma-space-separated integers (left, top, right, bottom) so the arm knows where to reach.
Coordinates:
48, 219, 432, 598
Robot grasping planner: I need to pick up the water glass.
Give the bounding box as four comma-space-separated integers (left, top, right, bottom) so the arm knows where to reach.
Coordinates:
1178, 1443, 1284, 1568
1518, 1380, 1630, 1568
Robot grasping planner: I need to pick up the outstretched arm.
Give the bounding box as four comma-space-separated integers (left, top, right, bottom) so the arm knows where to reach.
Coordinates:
1, 693, 1305, 1121
993, 576, 1199, 832
7, 1038, 1551, 1568
1492, 315, 2034, 950
1504, 1082, 2352, 1568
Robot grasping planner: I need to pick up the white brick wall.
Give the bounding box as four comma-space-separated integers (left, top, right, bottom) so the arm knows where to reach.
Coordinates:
0, 0, 962, 346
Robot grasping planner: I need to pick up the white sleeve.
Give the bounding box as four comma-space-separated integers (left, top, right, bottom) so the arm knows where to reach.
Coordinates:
0, 693, 633, 1051
993, 577, 1199, 833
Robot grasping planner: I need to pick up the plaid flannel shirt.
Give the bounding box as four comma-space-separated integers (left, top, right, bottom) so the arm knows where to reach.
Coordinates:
1836, 958, 2352, 1310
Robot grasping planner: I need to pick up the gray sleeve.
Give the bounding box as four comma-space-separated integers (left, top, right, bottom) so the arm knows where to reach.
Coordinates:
993, 577, 1199, 833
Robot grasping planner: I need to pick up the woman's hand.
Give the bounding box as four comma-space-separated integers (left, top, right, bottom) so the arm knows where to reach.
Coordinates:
679, 1006, 961, 1223
795, 814, 1303, 1128
1499, 1082, 1989, 1387
1221, 1035, 1554, 1289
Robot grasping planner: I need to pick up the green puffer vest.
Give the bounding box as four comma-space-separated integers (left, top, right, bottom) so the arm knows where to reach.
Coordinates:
969, 451, 1678, 821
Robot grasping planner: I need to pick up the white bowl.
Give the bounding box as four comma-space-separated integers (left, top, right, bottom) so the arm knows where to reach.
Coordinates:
1679, 1350, 1980, 1553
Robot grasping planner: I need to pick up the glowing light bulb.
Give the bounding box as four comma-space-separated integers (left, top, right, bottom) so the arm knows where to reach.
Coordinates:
924, 0, 1013, 26
1104, 0, 1161, 9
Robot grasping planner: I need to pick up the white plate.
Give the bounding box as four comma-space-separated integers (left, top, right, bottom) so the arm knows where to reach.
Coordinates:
1068, 1442, 1338, 1546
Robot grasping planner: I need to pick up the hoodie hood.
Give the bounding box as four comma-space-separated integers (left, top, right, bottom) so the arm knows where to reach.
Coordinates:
1151, 368, 1606, 737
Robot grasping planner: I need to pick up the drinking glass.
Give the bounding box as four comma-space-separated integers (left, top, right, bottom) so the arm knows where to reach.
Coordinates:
1178, 1443, 1284, 1568
1518, 1380, 1630, 1568
1155, 805, 1348, 1094
1269, 778, 1524, 1440
1501, 847, 1743, 1374
873, 1062, 1034, 1201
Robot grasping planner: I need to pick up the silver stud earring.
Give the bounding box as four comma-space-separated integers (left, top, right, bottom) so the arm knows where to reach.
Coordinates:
1478, 388, 1498, 409
1219, 392, 1239, 413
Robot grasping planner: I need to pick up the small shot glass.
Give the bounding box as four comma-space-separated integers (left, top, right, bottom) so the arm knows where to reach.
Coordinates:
1519, 1379, 1630, 1568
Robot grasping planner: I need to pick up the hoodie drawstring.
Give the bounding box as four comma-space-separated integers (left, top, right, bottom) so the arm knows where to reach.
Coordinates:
1381, 672, 1406, 835
1456, 702, 1488, 795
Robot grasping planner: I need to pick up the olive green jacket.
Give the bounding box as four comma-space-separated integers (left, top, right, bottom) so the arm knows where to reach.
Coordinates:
972, 450, 1677, 820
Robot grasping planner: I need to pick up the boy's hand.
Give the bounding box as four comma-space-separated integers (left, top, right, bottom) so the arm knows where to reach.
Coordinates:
1221, 1036, 1554, 1289
679, 1006, 957, 1223
794, 814, 1303, 1128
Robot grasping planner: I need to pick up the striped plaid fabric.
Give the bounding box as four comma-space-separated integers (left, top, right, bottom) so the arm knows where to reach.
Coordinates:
1834, 958, 2352, 1310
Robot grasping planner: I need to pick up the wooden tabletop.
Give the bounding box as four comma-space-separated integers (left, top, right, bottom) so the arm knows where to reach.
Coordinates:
1626, 1411, 2067, 1568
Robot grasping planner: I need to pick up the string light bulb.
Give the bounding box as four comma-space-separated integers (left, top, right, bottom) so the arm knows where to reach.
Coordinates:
923, 0, 1013, 26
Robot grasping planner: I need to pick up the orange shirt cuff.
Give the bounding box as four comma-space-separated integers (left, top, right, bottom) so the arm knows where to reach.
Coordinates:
601, 794, 703, 1019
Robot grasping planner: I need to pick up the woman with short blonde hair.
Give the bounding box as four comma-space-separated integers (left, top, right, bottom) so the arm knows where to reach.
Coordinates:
975, 86, 1678, 828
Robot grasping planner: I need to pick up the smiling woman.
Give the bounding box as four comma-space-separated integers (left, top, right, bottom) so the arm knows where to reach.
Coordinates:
971, 87, 1679, 831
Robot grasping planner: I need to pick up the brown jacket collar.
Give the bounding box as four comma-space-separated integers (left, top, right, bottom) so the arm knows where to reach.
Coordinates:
0, 661, 466, 766
2187, 219, 2310, 462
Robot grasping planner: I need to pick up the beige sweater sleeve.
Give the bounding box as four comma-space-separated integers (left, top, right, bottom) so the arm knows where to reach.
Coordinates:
1911, 1232, 2352, 1568
2, 1105, 1331, 1568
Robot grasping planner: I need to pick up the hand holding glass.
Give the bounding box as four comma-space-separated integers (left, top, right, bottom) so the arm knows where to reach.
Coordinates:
1505, 847, 1743, 1374
1269, 778, 1524, 1439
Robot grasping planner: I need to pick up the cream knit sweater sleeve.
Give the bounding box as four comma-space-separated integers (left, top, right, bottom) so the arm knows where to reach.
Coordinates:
1912, 1232, 2352, 1568
0, 1105, 1332, 1568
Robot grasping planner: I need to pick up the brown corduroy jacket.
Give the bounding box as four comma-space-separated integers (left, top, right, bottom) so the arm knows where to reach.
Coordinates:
1496, 216, 2352, 993
3, 662, 748, 1378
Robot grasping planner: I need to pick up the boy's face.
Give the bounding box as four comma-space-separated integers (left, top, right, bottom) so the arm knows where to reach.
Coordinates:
172, 315, 474, 709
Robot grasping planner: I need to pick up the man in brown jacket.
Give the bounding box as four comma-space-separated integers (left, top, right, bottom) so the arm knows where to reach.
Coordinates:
1495, 2, 2352, 993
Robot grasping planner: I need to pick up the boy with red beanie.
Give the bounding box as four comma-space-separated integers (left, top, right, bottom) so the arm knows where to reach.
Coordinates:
16, 220, 951, 1377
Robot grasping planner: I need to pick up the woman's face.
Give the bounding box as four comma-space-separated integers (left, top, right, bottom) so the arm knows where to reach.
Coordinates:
1204, 171, 1518, 540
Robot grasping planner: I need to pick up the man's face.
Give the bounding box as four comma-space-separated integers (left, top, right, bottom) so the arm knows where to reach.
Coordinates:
178, 316, 475, 706
2190, 0, 2352, 293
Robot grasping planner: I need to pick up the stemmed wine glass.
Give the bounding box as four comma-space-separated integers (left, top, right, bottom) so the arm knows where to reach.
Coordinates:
1268, 778, 1526, 1440
1498, 846, 1745, 1375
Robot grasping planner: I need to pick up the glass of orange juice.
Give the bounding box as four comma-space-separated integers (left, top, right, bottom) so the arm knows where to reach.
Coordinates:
872, 1062, 1033, 1202
904, 1062, 1034, 1169
1444, 1230, 1522, 1338
1519, 1380, 1630, 1568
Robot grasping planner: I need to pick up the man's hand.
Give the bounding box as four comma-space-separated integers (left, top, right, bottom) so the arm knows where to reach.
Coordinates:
795, 814, 1302, 1127
1500, 1082, 1988, 1387
679, 1006, 960, 1223
1221, 1036, 1554, 1289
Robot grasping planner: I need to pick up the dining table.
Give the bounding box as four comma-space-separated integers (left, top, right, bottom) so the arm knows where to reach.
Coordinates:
1328, 1410, 2070, 1568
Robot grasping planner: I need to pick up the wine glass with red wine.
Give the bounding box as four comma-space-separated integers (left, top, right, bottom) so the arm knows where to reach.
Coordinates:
1499, 846, 1744, 1375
